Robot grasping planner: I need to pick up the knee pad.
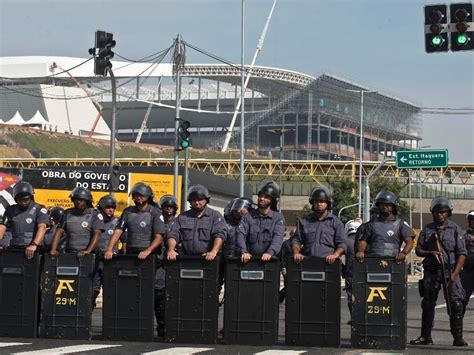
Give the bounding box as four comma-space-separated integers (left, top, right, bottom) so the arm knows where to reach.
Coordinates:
451, 300, 464, 315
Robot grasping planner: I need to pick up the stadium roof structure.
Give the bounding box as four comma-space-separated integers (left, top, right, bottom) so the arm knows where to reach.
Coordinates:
0, 56, 422, 158
0, 56, 419, 107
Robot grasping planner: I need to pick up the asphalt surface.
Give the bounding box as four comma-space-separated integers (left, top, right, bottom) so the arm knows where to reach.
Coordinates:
0, 286, 473, 354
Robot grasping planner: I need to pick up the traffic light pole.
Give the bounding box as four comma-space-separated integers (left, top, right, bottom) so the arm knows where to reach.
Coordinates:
184, 148, 189, 211
173, 36, 183, 198
108, 68, 117, 195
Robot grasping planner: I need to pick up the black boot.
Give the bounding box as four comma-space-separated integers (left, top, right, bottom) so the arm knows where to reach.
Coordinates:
410, 308, 434, 345
450, 301, 468, 347
410, 335, 434, 345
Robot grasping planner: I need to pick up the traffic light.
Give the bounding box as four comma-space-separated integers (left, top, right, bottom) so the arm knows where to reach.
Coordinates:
178, 120, 191, 149
88, 30, 116, 76
424, 4, 449, 53
450, 3, 473, 51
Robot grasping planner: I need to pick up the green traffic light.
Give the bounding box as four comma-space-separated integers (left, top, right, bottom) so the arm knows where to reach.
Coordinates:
180, 139, 190, 149
456, 33, 469, 46
431, 35, 443, 47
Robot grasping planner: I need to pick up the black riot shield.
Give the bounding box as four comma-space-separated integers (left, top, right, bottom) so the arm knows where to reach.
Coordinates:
351, 257, 407, 350
285, 257, 341, 347
39, 253, 95, 340
223, 257, 280, 345
164, 256, 220, 344
0, 251, 41, 338
102, 255, 155, 342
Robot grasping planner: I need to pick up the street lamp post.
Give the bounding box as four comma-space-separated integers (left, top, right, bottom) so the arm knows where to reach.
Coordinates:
240, 0, 245, 197
267, 128, 295, 212
346, 89, 375, 219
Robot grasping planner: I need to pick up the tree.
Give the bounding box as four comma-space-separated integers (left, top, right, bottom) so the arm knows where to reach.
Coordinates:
322, 176, 411, 224
325, 177, 357, 224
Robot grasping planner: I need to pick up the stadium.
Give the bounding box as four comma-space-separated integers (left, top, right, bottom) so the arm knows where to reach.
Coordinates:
0, 55, 422, 160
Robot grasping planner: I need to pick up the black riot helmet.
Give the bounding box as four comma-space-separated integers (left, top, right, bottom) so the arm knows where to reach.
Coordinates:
230, 197, 255, 212
308, 186, 333, 209
97, 194, 117, 210
130, 182, 153, 198
13, 181, 34, 201
159, 194, 178, 210
187, 185, 210, 203
258, 181, 280, 202
70, 187, 93, 207
468, 210, 474, 221
258, 181, 280, 211
374, 190, 399, 215
49, 206, 65, 224
430, 196, 453, 217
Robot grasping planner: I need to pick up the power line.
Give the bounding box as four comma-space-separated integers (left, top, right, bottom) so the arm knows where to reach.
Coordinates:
0, 46, 173, 101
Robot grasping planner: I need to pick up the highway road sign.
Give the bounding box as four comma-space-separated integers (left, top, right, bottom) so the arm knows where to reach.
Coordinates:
396, 150, 448, 169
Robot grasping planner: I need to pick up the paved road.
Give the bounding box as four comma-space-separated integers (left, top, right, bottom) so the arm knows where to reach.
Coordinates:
0, 286, 473, 354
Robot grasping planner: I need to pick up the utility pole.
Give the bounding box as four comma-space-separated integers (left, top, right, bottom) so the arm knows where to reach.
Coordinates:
173, 35, 184, 198
109, 68, 117, 194
363, 158, 394, 222
346, 89, 375, 219
240, 0, 245, 197
267, 127, 295, 212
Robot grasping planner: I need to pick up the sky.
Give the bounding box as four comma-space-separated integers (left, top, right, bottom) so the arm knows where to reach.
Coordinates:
0, 0, 473, 162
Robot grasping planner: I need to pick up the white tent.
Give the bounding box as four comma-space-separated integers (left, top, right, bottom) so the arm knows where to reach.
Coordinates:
7, 111, 26, 125
26, 110, 49, 126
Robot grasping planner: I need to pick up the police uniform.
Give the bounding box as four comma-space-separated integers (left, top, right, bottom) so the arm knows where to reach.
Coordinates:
154, 214, 174, 336
291, 212, 346, 258
169, 205, 226, 255
223, 219, 238, 259
92, 215, 119, 307
461, 227, 474, 313
116, 204, 166, 335
1, 202, 49, 249
278, 238, 292, 303
342, 220, 362, 315
43, 223, 66, 252
358, 216, 414, 257
116, 205, 166, 253
235, 209, 285, 257
60, 207, 105, 253
416, 220, 467, 343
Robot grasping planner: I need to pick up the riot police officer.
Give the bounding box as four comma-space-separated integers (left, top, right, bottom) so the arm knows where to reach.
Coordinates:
0, 181, 49, 259
219, 197, 256, 298
236, 181, 285, 263
43, 206, 65, 252
223, 197, 255, 259
279, 227, 295, 304
355, 190, 414, 263
50, 187, 105, 262
343, 219, 362, 316
411, 197, 468, 347
461, 210, 474, 314
155, 194, 178, 336
291, 186, 346, 265
369, 203, 379, 220
167, 185, 226, 261
92, 195, 119, 309
104, 182, 165, 260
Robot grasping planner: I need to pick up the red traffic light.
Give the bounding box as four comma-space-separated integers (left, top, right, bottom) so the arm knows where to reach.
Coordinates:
429, 10, 444, 23
455, 8, 469, 21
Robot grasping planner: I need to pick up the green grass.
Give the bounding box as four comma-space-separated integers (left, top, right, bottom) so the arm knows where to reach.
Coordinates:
5, 130, 264, 160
